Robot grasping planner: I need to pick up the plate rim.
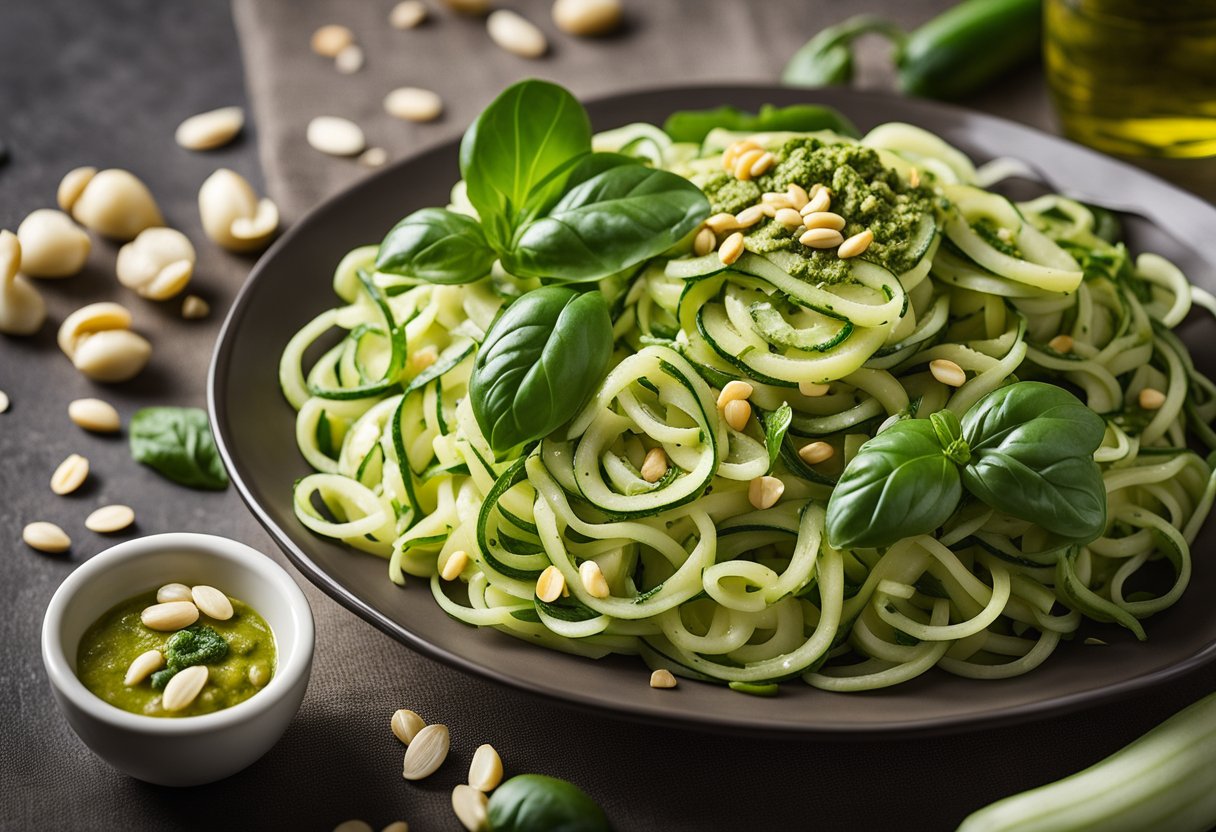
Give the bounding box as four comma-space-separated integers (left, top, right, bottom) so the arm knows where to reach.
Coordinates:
209, 83, 1216, 738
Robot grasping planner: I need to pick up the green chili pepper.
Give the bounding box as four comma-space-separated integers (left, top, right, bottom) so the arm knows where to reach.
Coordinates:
780, 15, 905, 88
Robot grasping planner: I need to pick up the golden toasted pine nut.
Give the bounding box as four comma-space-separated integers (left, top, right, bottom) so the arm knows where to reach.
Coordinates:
798, 441, 835, 466
1048, 334, 1074, 354
909, 167, 921, 188
693, 227, 716, 257
748, 475, 785, 510
1139, 387, 1167, 410
579, 560, 611, 598
536, 565, 565, 602
799, 228, 844, 249
930, 359, 967, 387
649, 668, 678, 689
801, 211, 846, 231
734, 205, 765, 227
774, 208, 804, 229
749, 152, 776, 179
705, 213, 739, 234
717, 379, 753, 409
640, 447, 668, 483
718, 232, 745, 266
733, 149, 766, 180
722, 140, 761, 171
440, 550, 469, 581
837, 229, 874, 259
786, 183, 810, 209
761, 192, 795, 209
723, 399, 751, 431
801, 187, 831, 216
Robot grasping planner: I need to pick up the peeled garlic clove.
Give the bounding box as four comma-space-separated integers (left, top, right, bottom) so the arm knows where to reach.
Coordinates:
16, 209, 91, 278
57, 301, 133, 360
116, 228, 196, 300
66, 169, 164, 241
0, 230, 46, 336
58, 167, 96, 213
198, 169, 279, 252
72, 329, 152, 383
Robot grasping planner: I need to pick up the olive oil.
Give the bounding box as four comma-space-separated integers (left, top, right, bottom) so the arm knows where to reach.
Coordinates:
1045, 0, 1216, 158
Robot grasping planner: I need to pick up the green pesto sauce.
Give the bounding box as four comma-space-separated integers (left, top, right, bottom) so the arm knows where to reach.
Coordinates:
701, 139, 936, 283
77, 590, 276, 718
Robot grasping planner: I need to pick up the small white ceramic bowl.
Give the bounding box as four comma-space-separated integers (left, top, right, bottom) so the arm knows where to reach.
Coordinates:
41, 532, 314, 787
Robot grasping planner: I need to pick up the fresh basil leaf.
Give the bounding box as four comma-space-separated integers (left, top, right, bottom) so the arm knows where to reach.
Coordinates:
760, 403, 793, 474
662, 103, 861, 144
503, 158, 710, 282
470, 286, 613, 451
488, 774, 612, 832
459, 79, 591, 247
129, 407, 229, 490
960, 382, 1107, 541
825, 419, 960, 550
374, 208, 495, 284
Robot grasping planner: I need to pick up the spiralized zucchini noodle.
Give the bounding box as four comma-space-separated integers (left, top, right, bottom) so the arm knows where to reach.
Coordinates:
280, 119, 1216, 692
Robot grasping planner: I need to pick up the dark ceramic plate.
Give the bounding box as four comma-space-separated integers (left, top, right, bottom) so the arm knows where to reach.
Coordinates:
210, 86, 1216, 737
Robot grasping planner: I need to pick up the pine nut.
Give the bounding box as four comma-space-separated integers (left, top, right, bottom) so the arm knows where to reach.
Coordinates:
72, 330, 152, 383
734, 205, 765, 228
786, 183, 810, 209
124, 650, 163, 686
174, 106, 244, 151
723, 399, 751, 431
0, 390, 8, 413
722, 140, 761, 171
392, 708, 426, 745
440, 550, 469, 581
307, 116, 366, 157
909, 167, 921, 188
930, 359, 966, 387
62, 169, 163, 241
579, 560, 610, 598
359, 147, 389, 168
86, 504, 135, 534
16, 209, 91, 278
116, 227, 196, 300
384, 87, 444, 123
249, 663, 271, 687
162, 665, 208, 712
798, 441, 835, 466
837, 229, 874, 259
142, 601, 199, 631
716, 379, 753, 409
774, 208, 804, 229
536, 565, 565, 602
487, 10, 548, 58
749, 152, 776, 179
1139, 387, 1167, 410
800, 187, 831, 216
390, 0, 428, 28
69, 398, 121, 433
50, 453, 89, 495
718, 232, 745, 266
334, 44, 365, 74
199, 169, 279, 252
758, 203, 776, 217
705, 213, 739, 234
798, 381, 829, 397
693, 227, 716, 257
733, 149, 765, 181
552, 0, 622, 36
181, 295, 211, 320
22, 521, 70, 553
410, 346, 439, 373
0, 230, 46, 336
468, 743, 503, 792
748, 475, 785, 510
761, 192, 795, 209
192, 585, 234, 620
402, 723, 450, 780
452, 784, 489, 832
1048, 334, 1074, 353
311, 24, 354, 57
649, 668, 677, 689
157, 583, 193, 603
801, 211, 846, 231
799, 228, 844, 249
639, 446, 668, 483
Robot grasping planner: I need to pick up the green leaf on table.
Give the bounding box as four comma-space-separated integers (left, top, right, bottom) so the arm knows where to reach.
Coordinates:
470, 286, 613, 452
459, 79, 591, 248
503, 155, 709, 282
375, 208, 496, 284
129, 406, 229, 490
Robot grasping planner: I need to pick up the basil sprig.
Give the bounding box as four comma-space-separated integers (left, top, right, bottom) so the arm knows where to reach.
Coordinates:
825, 382, 1107, 550
470, 286, 613, 452
376, 79, 710, 286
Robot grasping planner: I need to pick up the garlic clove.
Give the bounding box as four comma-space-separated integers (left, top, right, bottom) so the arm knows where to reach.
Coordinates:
0, 230, 47, 336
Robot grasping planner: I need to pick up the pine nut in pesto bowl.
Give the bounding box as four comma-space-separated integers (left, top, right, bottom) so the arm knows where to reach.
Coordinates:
41, 532, 313, 787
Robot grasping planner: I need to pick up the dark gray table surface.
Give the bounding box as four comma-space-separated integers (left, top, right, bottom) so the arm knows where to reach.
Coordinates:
3, 2, 1216, 831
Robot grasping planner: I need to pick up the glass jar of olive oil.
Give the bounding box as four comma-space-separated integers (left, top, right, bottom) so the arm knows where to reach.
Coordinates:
1045, 0, 1216, 158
